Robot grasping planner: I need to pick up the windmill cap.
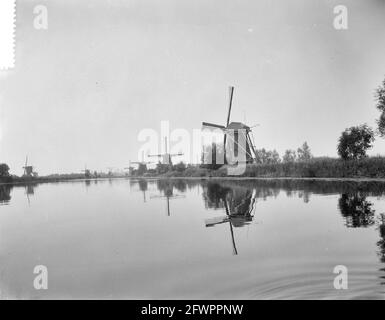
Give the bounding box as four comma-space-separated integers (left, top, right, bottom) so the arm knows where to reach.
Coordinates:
226, 122, 251, 131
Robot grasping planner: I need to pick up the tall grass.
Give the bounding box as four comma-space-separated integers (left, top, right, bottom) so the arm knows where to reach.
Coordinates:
238, 156, 385, 178
146, 157, 385, 178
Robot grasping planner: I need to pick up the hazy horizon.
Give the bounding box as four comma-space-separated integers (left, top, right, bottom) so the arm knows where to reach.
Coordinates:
1, 0, 385, 175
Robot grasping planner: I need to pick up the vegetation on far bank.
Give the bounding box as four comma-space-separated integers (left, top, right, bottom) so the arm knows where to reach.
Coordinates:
126, 156, 385, 179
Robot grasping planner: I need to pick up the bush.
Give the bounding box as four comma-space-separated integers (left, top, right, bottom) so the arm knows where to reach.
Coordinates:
337, 124, 375, 160
173, 162, 186, 172
0, 163, 10, 177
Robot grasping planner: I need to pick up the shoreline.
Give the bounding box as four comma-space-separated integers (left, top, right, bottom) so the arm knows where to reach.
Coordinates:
4, 175, 385, 186
129, 176, 385, 182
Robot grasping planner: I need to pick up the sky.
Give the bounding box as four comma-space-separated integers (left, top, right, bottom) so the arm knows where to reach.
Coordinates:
1, 0, 385, 175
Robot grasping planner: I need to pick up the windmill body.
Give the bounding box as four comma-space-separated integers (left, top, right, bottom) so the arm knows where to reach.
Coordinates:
148, 137, 183, 166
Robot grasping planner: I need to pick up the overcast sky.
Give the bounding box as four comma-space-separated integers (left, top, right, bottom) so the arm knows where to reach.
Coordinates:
1, 0, 385, 175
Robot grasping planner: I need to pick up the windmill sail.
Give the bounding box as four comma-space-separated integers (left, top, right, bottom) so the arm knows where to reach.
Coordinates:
202, 122, 226, 130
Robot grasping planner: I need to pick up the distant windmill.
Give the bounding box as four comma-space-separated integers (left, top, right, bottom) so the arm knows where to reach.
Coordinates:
81, 165, 91, 179
106, 167, 116, 177
125, 151, 154, 175
22, 156, 37, 177
130, 151, 153, 166
148, 137, 183, 166
202, 86, 257, 164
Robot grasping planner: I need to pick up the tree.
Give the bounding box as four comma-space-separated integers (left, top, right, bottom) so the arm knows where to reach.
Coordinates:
0, 163, 10, 177
297, 142, 312, 161
282, 149, 297, 163
270, 150, 281, 164
173, 161, 186, 172
156, 162, 171, 174
255, 148, 281, 164
337, 124, 375, 160
376, 77, 385, 136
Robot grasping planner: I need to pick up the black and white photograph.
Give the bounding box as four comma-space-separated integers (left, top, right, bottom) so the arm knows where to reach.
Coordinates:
1, 0, 385, 306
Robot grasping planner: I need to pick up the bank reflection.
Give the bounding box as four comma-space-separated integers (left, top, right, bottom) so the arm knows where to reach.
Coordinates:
377, 215, 385, 265
337, 192, 385, 287
0, 185, 12, 205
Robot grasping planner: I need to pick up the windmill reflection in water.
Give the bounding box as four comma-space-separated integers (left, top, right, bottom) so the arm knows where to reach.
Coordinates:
204, 183, 257, 255
150, 180, 186, 216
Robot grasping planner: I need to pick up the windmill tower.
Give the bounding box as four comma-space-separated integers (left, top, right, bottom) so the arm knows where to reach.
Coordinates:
22, 156, 36, 177
148, 137, 183, 166
202, 86, 257, 164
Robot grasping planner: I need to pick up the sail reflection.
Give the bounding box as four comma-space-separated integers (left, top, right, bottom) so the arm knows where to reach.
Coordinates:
150, 180, 186, 216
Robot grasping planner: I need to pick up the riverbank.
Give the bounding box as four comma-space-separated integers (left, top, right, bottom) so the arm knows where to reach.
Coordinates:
0, 173, 128, 186
3, 157, 385, 186
145, 157, 385, 179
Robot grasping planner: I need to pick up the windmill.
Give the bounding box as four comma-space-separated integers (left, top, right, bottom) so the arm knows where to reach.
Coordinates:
202, 86, 257, 164
22, 156, 37, 177
125, 151, 154, 175
81, 165, 91, 179
148, 137, 183, 166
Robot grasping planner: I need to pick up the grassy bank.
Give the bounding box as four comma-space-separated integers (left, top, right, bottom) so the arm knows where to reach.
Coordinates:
143, 157, 385, 179
0, 173, 95, 185
240, 157, 385, 178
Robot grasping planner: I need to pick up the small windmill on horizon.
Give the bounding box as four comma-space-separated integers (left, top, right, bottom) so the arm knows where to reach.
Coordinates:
148, 137, 183, 166
22, 156, 38, 177
125, 151, 154, 175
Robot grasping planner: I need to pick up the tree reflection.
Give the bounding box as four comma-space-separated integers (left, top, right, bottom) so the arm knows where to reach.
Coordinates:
376, 214, 385, 264
0, 185, 12, 205
338, 193, 375, 228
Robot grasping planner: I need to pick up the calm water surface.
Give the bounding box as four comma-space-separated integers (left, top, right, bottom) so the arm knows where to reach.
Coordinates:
1, 178, 385, 299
